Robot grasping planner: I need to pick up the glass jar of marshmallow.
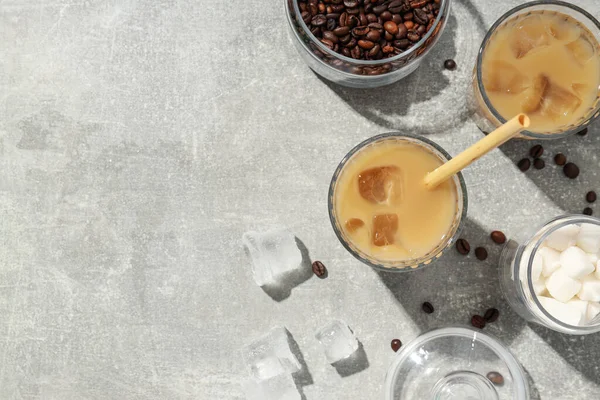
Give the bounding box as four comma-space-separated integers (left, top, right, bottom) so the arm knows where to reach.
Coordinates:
499, 215, 600, 335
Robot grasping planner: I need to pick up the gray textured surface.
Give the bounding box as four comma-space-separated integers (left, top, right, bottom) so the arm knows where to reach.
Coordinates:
2, 0, 600, 398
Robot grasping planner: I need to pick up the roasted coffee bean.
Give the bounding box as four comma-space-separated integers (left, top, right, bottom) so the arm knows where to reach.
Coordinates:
345, 37, 357, 48
475, 247, 488, 261
380, 11, 393, 21
320, 38, 335, 49
554, 153, 567, 166
309, 3, 318, 16
391, 338, 402, 352
351, 45, 362, 58
359, 12, 368, 26
490, 231, 506, 244
407, 31, 420, 42
456, 238, 470, 255
327, 18, 337, 31
322, 31, 339, 43
587, 191, 597, 203
564, 162, 580, 179
358, 39, 375, 49
416, 24, 426, 35
332, 4, 345, 13
310, 26, 321, 37
366, 29, 381, 42
326, 13, 341, 20
444, 59, 456, 70
382, 45, 395, 53
367, 13, 378, 23
533, 158, 545, 170
530, 144, 544, 158
312, 14, 327, 26
392, 13, 403, 24
403, 12, 414, 21
396, 23, 408, 39
341, 47, 352, 57
368, 22, 383, 30
312, 261, 328, 278
346, 7, 360, 15
353, 26, 370, 36
422, 302, 434, 314
487, 372, 504, 386
373, 4, 388, 14
318, 3, 326, 13
384, 31, 394, 40
339, 34, 352, 45
348, 15, 359, 27
389, 0, 404, 13
302, 11, 312, 24
339, 12, 349, 26
334, 25, 351, 36
343, 0, 358, 7
368, 44, 381, 57
404, 20, 414, 29
584, 207, 593, 216
484, 308, 500, 323
393, 38, 410, 49
471, 315, 486, 329
365, 3, 374, 13
383, 21, 399, 36
414, 8, 429, 25
577, 127, 588, 136
517, 158, 531, 172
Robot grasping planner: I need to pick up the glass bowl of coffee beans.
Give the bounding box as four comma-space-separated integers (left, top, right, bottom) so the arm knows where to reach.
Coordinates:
285, 0, 451, 88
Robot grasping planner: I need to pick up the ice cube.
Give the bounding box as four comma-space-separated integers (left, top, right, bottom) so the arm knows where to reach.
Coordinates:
538, 296, 585, 326
578, 276, 600, 302
372, 214, 398, 247
587, 302, 600, 322
559, 246, 595, 279
521, 74, 549, 113
345, 218, 365, 233
315, 320, 359, 364
546, 269, 582, 303
572, 83, 591, 97
566, 35, 596, 66
483, 60, 528, 94
539, 246, 561, 277
243, 374, 301, 400
545, 224, 580, 251
541, 82, 582, 122
510, 15, 551, 59
243, 229, 302, 286
549, 16, 581, 42
357, 166, 403, 204
242, 326, 301, 380
576, 223, 600, 254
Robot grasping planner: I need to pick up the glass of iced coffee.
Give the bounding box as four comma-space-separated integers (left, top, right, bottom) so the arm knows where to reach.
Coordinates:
328, 133, 467, 271
472, 1, 600, 138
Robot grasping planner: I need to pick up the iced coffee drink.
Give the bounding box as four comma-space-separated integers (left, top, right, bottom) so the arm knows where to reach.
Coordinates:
473, 2, 600, 137
328, 134, 466, 270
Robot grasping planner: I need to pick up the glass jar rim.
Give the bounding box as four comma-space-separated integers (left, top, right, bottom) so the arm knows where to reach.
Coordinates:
522, 214, 600, 332
284, 0, 449, 70
327, 132, 468, 272
475, 0, 600, 139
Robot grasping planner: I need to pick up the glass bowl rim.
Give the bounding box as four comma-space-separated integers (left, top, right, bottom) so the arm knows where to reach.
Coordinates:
475, 0, 600, 139
383, 326, 529, 400
327, 132, 468, 272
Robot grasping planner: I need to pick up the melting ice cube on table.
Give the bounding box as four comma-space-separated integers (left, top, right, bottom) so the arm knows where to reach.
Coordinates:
243, 228, 302, 286
315, 320, 359, 364
243, 373, 301, 400
242, 326, 301, 380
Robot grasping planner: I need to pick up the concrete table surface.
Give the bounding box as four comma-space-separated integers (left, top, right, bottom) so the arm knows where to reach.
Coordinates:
2, 0, 600, 398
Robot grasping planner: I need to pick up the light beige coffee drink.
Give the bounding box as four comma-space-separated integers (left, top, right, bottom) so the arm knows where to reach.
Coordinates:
481, 11, 600, 133
333, 138, 459, 263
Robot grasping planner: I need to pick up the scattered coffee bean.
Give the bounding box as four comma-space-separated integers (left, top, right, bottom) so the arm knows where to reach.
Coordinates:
471, 315, 486, 329
391, 338, 402, 352
529, 144, 544, 159
422, 302, 434, 314
487, 371, 504, 386
456, 238, 470, 255
444, 59, 456, 70
490, 231, 506, 244
533, 158, 545, 170
554, 153, 567, 166
583, 207, 593, 216
577, 127, 588, 136
563, 162, 580, 179
475, 247, 488, 261
312, 261, 328, 278
517, 158, 531, 172
587, 191, 597, 203
484, 308, 500, 323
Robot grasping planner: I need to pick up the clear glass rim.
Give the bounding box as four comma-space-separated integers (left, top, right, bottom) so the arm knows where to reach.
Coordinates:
475, 0, 600, 139
383, 326, 529, 400
327, 132, 468, 272
284, 0, 450, 73
520, 214, 600, 333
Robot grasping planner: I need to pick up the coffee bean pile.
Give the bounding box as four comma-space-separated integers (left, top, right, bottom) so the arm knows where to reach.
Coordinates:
298, 0, 441, 61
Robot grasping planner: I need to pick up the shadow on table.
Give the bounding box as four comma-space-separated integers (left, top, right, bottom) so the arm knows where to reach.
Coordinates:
530, 324, 600, 386
376, 217, 527, 345
261, 238, 314, 302
333, 341, 370, 378
287, 329, 314, 400
522, 366, 542, 400
496, 123, 600, 215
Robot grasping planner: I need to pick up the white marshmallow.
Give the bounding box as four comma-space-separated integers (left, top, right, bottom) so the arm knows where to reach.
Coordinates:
596, 260, 600, 280
531, 252, 543, 282
545, 225, 580, 251
587, 302, 600, 322
533, 278, 547, 296
539, 246, 561, 277
559, 246, 595, 279
538, 296, 585, 326
567, 298, 589, 316
576, 224, 600, 254
546, 269, 582, 303
577, 276, 600, 302
589, 253, 599, 264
